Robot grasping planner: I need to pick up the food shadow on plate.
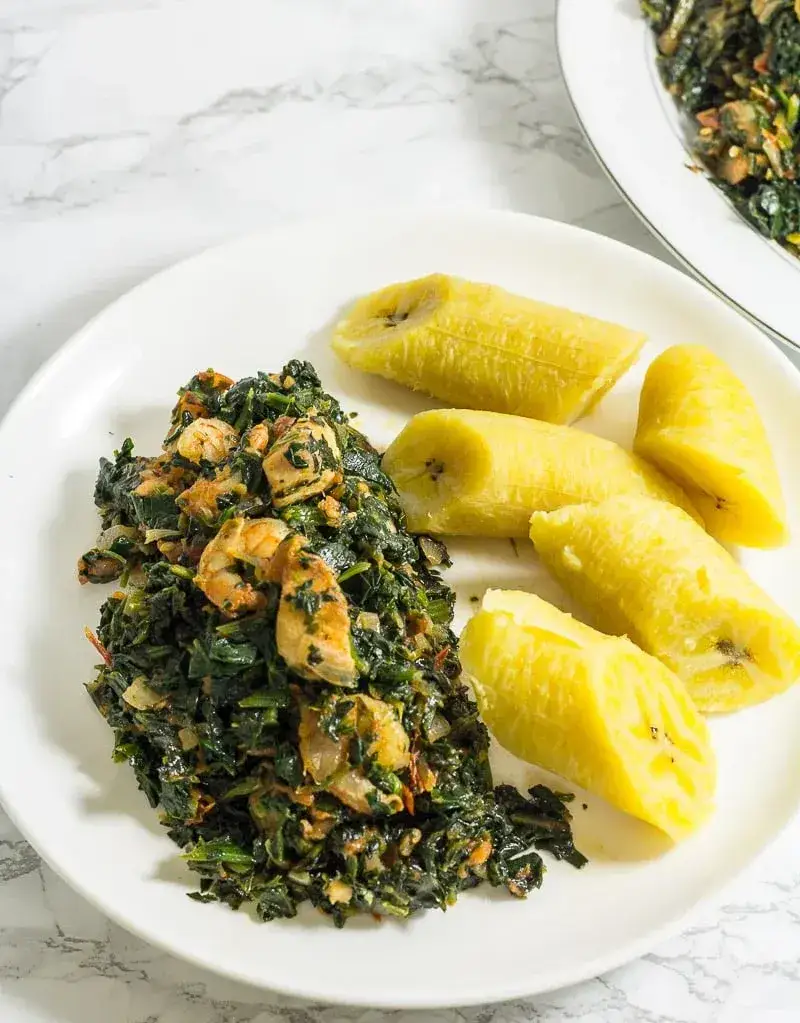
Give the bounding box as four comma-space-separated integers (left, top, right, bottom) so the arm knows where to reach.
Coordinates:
489, 746, 672, 864
446, 537, 596, 629
449, 541, 569, 608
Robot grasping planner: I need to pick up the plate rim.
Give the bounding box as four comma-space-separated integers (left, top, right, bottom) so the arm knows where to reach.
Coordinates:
0, 207, 799, 1008
554, 0, 800, 355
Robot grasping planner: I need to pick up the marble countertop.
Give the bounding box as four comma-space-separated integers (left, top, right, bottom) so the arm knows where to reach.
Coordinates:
2, 1, 800, 1020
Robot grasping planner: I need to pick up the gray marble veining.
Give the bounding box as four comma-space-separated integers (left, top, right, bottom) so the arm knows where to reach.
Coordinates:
1, 2, 799, 1020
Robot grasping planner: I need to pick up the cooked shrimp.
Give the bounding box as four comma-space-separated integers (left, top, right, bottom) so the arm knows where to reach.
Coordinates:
275, 536, 357, 686
133, 454, 188, 497
177, 469, 247, 524
195, 516, 289, 615
177, 417, 239, 465
165, 371, 234, 446
179, 424, 269, 523
263, 416, 343, 508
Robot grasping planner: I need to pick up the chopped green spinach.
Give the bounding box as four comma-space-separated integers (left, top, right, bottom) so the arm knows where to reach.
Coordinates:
80, 362, 584, 926
642, 0, 800, 254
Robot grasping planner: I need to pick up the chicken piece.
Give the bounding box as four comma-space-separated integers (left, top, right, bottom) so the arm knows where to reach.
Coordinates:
122, 676, 169, 711
263, 417, 343, 508
275, 536, 357, 686
325, 879, 354, 905
171, 391, 208, 426
194, 370, 234, 392
272, 415, 296, 440
331, 769, 401, 816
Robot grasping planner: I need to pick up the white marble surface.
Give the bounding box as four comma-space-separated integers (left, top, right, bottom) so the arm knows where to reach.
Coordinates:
1, 1, 800, 1020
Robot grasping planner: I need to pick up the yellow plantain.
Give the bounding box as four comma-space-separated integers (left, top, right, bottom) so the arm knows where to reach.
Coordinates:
332, 274, 645, 424
460, 589, 715, 840
634, 344, 787, 548
382, 408, 700, 537
529, 495, 800, 713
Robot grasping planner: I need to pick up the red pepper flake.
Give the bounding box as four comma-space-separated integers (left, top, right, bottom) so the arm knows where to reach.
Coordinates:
754, 52, 769, 75
401, 784, 415, 816
84, 627, 112, 666
433, 646, 450, 671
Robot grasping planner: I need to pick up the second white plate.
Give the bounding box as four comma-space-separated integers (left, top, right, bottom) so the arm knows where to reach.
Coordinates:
557, 0, 800, 351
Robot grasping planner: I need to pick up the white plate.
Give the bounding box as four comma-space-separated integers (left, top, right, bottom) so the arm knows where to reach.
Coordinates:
556, 0, 800, 351
1, 209, 800, 1009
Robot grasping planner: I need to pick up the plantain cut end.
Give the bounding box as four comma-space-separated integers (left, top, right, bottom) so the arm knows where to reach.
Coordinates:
332, 274, 451, 354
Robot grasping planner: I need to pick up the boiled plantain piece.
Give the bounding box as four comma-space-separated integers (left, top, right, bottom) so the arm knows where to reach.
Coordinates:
634, 344, 787, 548
332, 274, 645, 424
381, 408, 700, 537
461, 589, 716, 840
529, 495, 800, 713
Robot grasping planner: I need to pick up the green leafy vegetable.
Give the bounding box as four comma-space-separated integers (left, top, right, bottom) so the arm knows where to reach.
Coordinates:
642, 0, 800, 254
80, 361, 584, 926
